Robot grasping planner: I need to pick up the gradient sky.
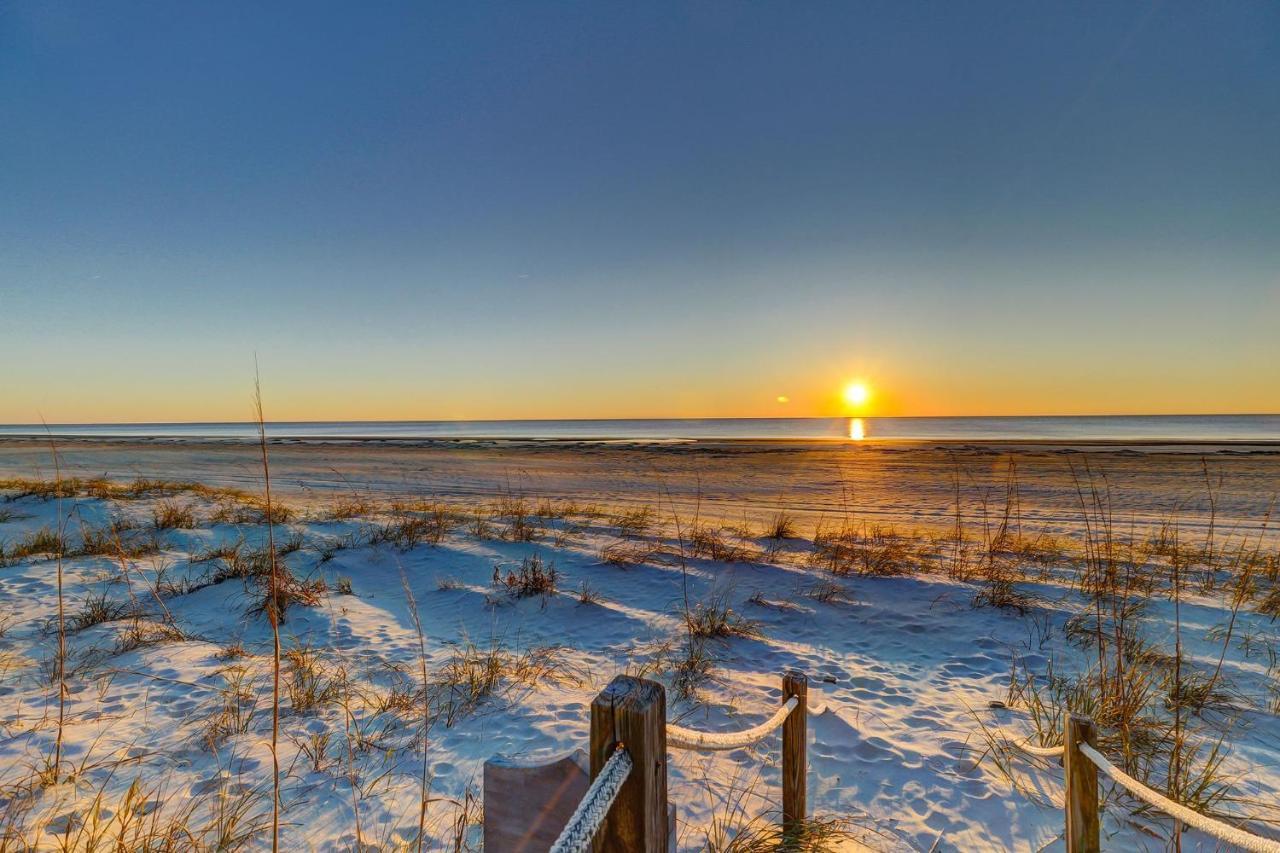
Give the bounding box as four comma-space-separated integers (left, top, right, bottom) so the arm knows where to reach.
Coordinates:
2, 1, 1277, 423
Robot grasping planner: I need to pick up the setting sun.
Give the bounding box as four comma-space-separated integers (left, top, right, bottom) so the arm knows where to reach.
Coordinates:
843, 381, 871, 408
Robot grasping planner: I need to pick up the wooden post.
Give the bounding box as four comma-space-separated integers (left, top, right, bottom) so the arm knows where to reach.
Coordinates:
1064, 715, 1099, 853
781, 670, 808, 834
589, 675, 668, 852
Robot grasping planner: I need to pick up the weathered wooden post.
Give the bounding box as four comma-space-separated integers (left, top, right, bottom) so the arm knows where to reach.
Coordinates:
781, 670, 808, 834
589, 675, 668, 852
1064, 715, 1099, 853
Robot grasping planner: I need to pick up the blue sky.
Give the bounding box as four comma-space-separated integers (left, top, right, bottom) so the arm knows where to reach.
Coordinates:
2, 1, 1277, 421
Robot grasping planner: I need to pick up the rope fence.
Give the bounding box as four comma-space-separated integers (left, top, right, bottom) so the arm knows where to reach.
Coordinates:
1078, 743, 1280, 853
1010, 737, 1064, 759
1000, 714, 1280, 853
521, 670, 808, 852
666, 696, 799, 751
505, 676, 1280, 852
550, 745, 634, 853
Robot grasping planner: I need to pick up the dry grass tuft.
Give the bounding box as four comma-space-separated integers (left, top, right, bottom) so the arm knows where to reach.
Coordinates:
764, 511, 798, 540
492, 554, 559, 599
496, 495, 541, 541
209, 497, 293, 526
201, 663, 260, 750
3, 526, 68, 562
466, 508, 496, 540
599, 539, 664, 568
687, 595, 761, 640
670, 636, 719, 702
372, 508, 451, 550
112, 618, 189, 655
77, 518, 159, 559
254, 567, 326, 625
973, 557, 1032, 614
429, 641, 582, 726
803, 580, 847, 604
689, 525, 753, 562
152, 500, 197, 530
217, 641, 249, 661
577, 581, 605, 605
707, 814, 857, 852
284, 645, 342, 715
810, 522, 917, 577
613, 505, 656, 539
324, 494, 375, 520
66, 591, 137, 632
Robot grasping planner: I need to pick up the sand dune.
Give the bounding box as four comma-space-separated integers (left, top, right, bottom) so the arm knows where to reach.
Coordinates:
0, 440, 1277, 849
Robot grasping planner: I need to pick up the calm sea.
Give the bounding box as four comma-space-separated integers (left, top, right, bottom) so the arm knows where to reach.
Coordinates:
0, 416, 1277, 442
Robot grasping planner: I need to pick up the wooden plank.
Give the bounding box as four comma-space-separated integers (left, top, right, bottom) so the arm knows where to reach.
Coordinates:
781, 670, 808, 834
483, 750, 589, 853
591, 675, 668, 852
1064, 715, 1100, 853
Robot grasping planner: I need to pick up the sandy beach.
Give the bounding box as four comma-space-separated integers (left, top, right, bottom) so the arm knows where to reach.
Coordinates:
2, 438, 1278, 850
2, 436, 1277, 537
8, 3, 1278, 849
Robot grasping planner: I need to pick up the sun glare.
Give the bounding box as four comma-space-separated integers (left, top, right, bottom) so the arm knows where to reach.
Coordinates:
843, 381, 870, 408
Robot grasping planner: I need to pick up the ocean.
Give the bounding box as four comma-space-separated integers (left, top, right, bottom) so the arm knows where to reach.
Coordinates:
0, 415, 1277, 442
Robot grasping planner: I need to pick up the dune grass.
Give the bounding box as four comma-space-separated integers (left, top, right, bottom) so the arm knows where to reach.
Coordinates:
1, 448, 1277, 849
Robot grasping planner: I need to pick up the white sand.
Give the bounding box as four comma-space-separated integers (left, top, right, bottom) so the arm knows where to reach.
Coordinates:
0, 441, 1277, 850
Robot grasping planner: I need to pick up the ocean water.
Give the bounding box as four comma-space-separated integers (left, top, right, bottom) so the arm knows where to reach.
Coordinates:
0, 415, 1277, 442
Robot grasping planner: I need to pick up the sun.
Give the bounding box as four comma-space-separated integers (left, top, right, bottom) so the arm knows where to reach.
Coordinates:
843, 381, 871, 408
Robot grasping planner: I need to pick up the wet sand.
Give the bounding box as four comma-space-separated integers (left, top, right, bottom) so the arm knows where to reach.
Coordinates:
2, 436, 1276, 540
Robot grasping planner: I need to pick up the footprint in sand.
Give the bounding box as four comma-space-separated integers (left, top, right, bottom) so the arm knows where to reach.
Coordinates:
852, 736, 898, 763
192, 773, 228, 795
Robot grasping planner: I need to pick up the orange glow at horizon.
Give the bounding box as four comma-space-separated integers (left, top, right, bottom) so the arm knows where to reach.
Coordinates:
5, 360, 1277, 425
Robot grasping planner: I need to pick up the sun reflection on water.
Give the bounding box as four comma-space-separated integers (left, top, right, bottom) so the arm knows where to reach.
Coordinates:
849, 418, 865, 441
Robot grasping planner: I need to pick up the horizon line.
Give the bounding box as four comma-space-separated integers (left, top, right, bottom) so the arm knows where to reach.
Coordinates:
3, 412, 1279, 429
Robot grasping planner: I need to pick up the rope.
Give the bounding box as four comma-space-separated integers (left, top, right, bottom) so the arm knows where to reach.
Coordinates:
1011, 737, 1064, 758
1079, 743, 1280, 853
549, 744, 633, 853
666, 696, 799, 751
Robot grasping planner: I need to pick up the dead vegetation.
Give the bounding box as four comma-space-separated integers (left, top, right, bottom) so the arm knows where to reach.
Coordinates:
1, 526, 68, 563
0, 476, 251, 505
187, 538, 325, 621
599, 539, 665, 568
970, 458, 1280, 837
612, 505, 655, 539
113, 618, 189, 655
428, 641, 583, 727
152, 500, 197, 530
2, 453, 1278, 849
671, 636, 719, 702
689, 525, 754, 563
322, 494, 375, 521
201, 663, 260, 750
65, 591, 137, 632
496, 495, 541, 541
701, 768, 858, 852
371, 506, 452, 550
686, 595, 762, 641
809, 521, 917, 577
491, 553, 559, 599
802, 579, 847, 605
284, 644, 342, 715
763, 510, 798, 540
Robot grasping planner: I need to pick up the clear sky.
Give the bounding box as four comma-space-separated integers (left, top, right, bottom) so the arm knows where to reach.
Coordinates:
2, 1, 1277, 423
